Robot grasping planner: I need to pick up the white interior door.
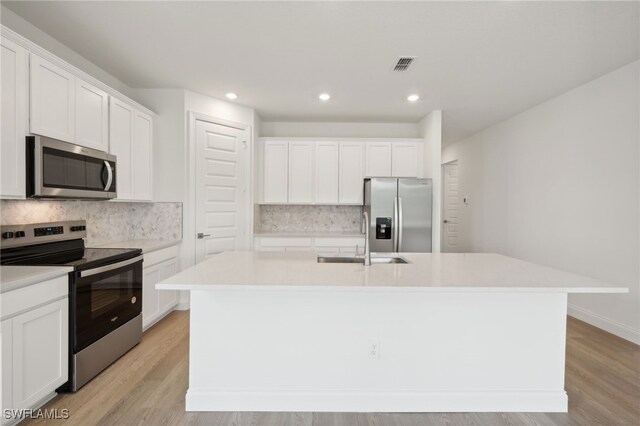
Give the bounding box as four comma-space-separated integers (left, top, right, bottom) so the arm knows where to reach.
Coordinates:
442, 162, 460, 252
195, 119, 249, 263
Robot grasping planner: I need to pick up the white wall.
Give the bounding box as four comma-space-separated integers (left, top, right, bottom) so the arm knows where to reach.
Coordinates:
419, 111, 443, 253
260, 122, 419, 138
442, 61, 640, 343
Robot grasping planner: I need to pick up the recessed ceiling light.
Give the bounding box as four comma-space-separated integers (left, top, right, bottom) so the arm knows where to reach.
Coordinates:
225, 93, 238, 100
319, 93, 331, 101
407, 94, 420, 102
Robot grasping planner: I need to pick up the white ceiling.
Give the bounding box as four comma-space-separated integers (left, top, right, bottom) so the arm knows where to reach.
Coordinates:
4, 1, 638, 144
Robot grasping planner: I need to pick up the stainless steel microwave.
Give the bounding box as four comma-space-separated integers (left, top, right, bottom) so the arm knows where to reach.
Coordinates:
27, 136, 117, 199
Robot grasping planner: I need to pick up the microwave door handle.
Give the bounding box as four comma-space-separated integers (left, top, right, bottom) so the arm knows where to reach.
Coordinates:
104, 160, 113, 191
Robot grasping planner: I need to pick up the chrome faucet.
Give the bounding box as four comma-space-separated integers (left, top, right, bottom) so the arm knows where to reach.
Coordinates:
362, 211, 371, 266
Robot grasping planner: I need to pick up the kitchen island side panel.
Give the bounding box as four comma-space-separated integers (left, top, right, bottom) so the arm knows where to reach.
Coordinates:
186, 289, 568, 412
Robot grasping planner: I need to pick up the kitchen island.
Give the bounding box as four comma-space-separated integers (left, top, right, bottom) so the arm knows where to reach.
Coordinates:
157, 251, 626, 413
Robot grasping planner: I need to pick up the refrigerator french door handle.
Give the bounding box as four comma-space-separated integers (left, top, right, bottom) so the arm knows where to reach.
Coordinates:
393, 196, 399, 252
398, 197, 403, 252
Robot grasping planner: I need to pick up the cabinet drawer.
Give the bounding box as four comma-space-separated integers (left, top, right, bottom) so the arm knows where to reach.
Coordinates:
1, 276, 68, 320
258, 237, 313, 247
314, 237, 365, 247
144, 245, 181, 268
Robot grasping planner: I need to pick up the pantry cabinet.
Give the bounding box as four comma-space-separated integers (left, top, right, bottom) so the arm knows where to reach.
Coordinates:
0, 37, 27, 199
30, 54, 76, 142
263, 140, 289, 203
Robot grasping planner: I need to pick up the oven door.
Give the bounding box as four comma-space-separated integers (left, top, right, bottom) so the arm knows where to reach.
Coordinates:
72, 256, 142, 353
28, 135, 117, 199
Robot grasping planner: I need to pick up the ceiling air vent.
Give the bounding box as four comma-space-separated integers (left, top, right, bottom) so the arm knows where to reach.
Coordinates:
393, 57, 415, 72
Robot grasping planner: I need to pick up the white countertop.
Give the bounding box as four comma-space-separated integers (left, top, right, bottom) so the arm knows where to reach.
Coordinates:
254, 232, 364, 238
0, 265, 73, 293
157, 251, 627, 293
94, 239, 181, 253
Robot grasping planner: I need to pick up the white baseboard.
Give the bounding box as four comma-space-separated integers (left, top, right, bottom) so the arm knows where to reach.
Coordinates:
568, 304, 640, 345
174, 300, 190, 310
186, 389, 567, 413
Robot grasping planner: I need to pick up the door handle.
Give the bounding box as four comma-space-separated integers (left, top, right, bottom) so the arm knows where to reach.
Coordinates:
443, 220, 449, 223
397, 197, 403, 252
393, 197, 399, 252
197, 233, 211, 239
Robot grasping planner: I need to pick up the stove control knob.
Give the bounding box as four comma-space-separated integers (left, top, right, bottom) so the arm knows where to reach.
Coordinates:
15, 231, 25, 238
2, 232, 14, 239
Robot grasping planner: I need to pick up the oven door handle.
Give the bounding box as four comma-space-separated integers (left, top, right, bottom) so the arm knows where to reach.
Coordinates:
79, 256, 143, 278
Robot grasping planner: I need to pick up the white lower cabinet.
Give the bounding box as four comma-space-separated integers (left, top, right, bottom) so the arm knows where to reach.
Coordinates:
1, 276, 69, 426
142, 245, 180, 329
254, 236, 365, 254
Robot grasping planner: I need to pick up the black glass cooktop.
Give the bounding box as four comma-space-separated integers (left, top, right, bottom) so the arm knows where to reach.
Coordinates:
1, 239, 141, 271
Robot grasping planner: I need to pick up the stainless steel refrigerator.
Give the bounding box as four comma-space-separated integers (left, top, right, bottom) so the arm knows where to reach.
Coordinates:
363, 178, 433, 252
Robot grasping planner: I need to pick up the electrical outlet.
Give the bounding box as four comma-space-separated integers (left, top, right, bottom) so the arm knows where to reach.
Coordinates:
368, 340, 381, 359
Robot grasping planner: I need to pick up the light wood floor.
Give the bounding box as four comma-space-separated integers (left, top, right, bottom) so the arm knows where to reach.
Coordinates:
24, 311, 639, 426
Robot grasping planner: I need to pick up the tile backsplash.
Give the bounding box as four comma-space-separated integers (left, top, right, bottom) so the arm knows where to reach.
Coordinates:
0, 200, 182, 246
257, 205, 362, 233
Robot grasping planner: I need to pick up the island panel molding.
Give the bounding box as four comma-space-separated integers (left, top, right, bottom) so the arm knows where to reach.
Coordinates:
186, 289, 568, 412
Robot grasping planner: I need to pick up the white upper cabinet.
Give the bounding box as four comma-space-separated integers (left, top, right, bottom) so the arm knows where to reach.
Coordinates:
263, 140, 289, 203
315, 141, 339, 204
365, 142, 392, 177
339, 142, 365, 204
75, 79, 109, 151
288, 141, 314, 203
1, 38, 27, 199
109, 98, 153, 201
31, 53, 110, 152
259, 139, 422, 205
30, 54, 76, 143
132, 110, 153, 201
109, 98, 134, 200
391, 142, 420, 177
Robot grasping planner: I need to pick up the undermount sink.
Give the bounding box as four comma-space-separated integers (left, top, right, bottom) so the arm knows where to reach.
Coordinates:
317, 255, 410, 264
